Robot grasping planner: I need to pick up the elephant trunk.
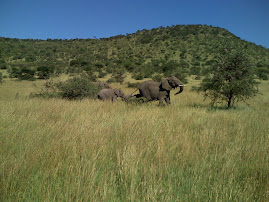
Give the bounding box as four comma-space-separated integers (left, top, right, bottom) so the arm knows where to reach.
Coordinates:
175, 81, 184, 95
175, 85, 184, 95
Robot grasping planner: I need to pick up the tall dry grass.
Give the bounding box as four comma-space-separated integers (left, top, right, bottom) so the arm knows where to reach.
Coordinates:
0, 78, 268, 201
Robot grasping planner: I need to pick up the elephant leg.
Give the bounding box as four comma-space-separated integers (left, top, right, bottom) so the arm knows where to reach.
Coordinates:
165, 96, 171, 105
112, 96, 117, 102
159, 97, 165, 106
142, 89, 153, 101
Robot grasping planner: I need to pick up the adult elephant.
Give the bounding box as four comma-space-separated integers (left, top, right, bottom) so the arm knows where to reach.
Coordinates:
97, 88, 125, 102
127, 76, 184, 105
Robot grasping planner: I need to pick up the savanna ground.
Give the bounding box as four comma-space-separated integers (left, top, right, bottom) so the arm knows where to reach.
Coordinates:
0, 72, 269, 201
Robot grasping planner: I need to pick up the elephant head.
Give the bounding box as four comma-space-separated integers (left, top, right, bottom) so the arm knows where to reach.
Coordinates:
161, 76, 184, 95
114, 89, 125, 98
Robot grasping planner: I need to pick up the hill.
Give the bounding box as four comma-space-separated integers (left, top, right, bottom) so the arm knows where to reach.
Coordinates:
1, 24, 269, 80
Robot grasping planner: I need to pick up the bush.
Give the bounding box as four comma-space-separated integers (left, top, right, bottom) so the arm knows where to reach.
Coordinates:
111, 68, 126, 84
55, 77, 102, 100
19, 68, 36, 80
152, 73, 163, 82
80, 71, 97, 82
8, 67, 21, 78
131, 72, 145, 80
0, 64, 7, 69
37, 66, 54, 79
127, 82, 141, 88
8, 67, 36, 80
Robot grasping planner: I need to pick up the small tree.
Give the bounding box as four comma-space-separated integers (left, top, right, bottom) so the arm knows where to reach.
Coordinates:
37, 66, 54, 79
197, 44, 259, 108
111, 68, 126, 84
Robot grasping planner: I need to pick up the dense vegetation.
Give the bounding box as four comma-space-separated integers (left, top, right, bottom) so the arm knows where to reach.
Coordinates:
1, 25, 269, 81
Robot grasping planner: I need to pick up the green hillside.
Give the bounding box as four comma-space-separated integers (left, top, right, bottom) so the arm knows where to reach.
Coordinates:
1, 24, 269, 80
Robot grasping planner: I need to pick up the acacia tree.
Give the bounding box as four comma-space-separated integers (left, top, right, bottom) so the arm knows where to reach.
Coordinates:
197, 43, 259, 108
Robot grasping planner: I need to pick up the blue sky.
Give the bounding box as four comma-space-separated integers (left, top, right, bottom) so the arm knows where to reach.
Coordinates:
1, 0, 269, 48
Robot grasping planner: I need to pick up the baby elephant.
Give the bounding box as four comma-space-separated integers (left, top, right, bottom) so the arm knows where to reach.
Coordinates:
97, 88, 125, 102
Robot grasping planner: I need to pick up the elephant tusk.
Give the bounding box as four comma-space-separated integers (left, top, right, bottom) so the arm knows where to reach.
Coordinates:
178, 85, 186, 87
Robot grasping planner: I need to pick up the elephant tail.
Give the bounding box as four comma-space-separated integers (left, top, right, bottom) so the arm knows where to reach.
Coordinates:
130, 88, 139, 96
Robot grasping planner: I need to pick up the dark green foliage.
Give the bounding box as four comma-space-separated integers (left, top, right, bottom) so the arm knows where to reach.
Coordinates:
25, 56, 36, 62
8, 67, 35, 80
256, 61, 269, 80
0, 24, 269, 82
19, 68, 36, 80
132, 71, 145, 80
70, 59, 90, 67
97, 70, 107, 78
111, 68, 126, 84
127, 82, 141, 88
173, 69, 188, 84
0, 64, 7, 70
152, 73, 163, 82
80, 71, 97, 82
37, 66, 54, 79
8, 67, 21, 78
55, 77, 102, 100
139, 34, 152, 44
197, 43, 259, 108
0, 59, 7, 69
0, 72, 2, 83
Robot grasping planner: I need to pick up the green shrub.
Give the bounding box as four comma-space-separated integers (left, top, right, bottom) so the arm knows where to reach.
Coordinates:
152, 73, 163, 82
131, 72, 145, 80
19, 68, 36, 81
8, 67, 36, 80
37, 66, 55, 79
0, 64, 7, 69
55, 77, 102, 100
127, 82, 141, 88
111, 68, 126, 84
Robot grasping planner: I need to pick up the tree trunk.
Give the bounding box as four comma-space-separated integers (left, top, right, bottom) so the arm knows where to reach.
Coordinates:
227, 93, 233, 108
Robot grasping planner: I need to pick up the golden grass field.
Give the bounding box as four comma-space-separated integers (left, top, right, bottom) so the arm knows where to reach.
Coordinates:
0, 74, 268, 201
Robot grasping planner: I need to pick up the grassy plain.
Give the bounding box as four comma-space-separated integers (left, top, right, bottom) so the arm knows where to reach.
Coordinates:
0, 75, 268, 201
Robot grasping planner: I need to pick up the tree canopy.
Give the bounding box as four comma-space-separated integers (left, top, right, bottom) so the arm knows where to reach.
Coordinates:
197, 43, 259, 108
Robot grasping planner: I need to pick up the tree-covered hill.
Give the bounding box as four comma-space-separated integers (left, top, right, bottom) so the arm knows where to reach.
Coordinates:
1, 24, 269, 80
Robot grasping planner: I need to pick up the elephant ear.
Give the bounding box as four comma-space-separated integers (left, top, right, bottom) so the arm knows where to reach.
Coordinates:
161, 79, 172, 91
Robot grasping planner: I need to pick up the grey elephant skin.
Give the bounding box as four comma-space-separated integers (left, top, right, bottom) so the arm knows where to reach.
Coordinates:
97, 89, 125, 102
129, 76, 184, 105
91, 82, 112, 89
